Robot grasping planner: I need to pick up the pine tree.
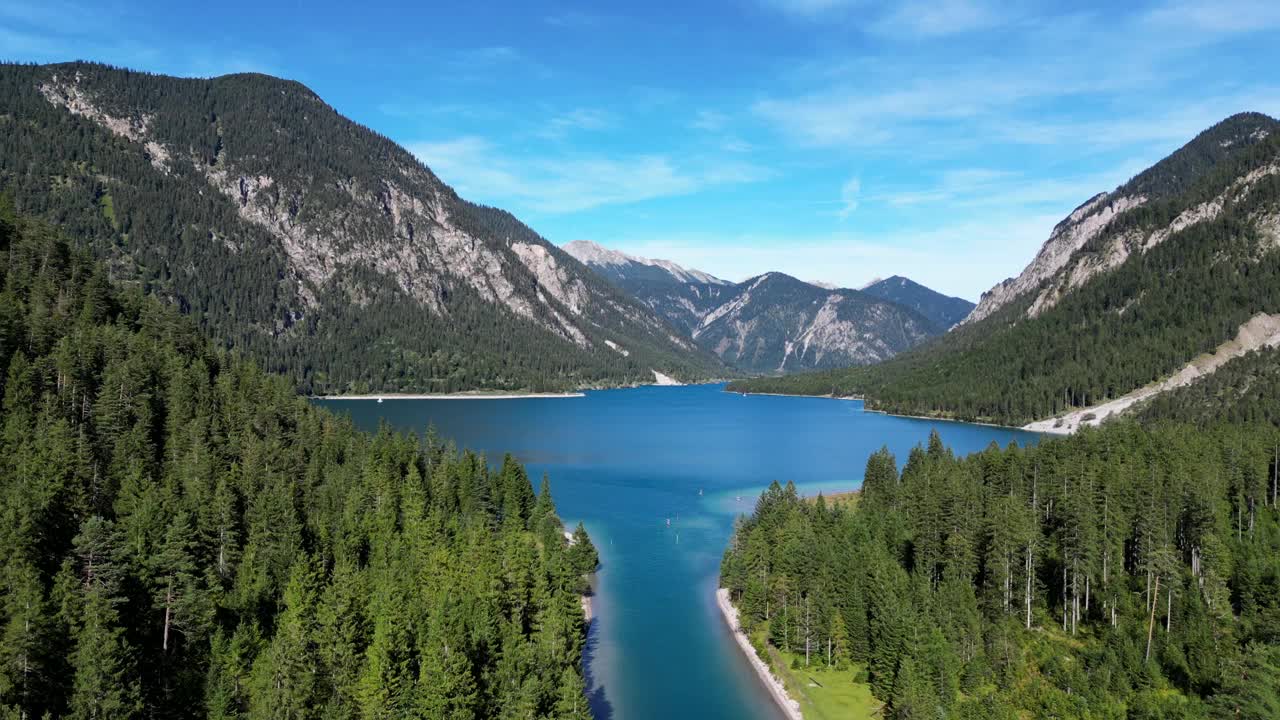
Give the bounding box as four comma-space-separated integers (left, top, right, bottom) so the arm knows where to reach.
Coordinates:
0, 562, 50, 718
552, 666, 591, 720
248, 560, 319, 720
68, 517, 139, 720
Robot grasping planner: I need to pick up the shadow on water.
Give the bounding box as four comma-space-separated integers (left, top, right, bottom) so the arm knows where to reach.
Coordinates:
581, 608, 614, 720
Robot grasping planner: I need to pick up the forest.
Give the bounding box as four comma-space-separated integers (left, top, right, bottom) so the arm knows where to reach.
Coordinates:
721, 424, 1280, 718
0, 198, 599, 719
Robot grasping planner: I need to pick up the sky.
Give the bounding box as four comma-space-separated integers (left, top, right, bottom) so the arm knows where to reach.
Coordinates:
3, 1, 1280, 300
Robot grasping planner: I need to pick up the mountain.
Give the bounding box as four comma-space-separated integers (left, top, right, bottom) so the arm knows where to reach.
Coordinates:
562, 240, 734, 335
861, 275, 974, 329
692, 272, 939, 373
730, 112, 1280, 427
0, 61, 723, 394
562, 240, 731, 287
564, 241, 941, 373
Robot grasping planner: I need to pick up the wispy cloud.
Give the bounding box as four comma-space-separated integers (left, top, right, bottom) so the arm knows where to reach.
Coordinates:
838, 177, 860, 219
408, 136, 770, 214
544, 10, 607, 28
691, 109, 729, 131
757, 0, 860, 18
1142, 0, 1280, 34
871, 0, 1001, 37
539, 108, 615, 139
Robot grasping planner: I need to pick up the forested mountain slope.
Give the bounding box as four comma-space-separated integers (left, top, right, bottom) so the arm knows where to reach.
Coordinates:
565, 239, 943, 374
730, 113, 1280, 426
0, 61, 722, 394
861, 276, 974, 330
0, 201, 598, 718
722, 424, 1280, 719
1137, 344, 1280, 427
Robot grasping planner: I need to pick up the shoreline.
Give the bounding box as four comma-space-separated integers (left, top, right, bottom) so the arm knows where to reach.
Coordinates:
715, 588, 803, 720
730, 390, 863, 401
728, 389, 1035, 434
314, 392, 585, 401
863, 408, 1034, 434
564, 530, 595, 623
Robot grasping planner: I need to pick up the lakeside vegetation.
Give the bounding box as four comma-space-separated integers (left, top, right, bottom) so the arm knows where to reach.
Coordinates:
0, 201, 597, 718
722, 424, 1280, 719
747, 625, 881, 720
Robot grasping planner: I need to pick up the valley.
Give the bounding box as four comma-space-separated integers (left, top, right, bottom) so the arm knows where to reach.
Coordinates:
2, 9, 1280, 719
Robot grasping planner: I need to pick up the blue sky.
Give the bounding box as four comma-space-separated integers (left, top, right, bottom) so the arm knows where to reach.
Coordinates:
3, 1, 1279, 299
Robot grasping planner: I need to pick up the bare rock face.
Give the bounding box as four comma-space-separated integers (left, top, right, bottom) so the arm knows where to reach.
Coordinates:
964, 192, 1146, 325
564, 240, 731, 286
1026, 163, 1280, 318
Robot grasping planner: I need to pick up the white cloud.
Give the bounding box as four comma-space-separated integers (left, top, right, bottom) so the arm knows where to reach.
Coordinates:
1142, 0, 1280, 34
691, 109, 729, 131
408, 136, 770, 214
544, 11, 605, 28
758, 0, 861, 18
838, 177, 860, 219
539, 108, 615, 139
872, 0, 1000, 37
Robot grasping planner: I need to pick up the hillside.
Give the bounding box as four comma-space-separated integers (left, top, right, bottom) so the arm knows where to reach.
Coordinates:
861, 276, 974, 329
0, 202, 597, 718
565, 241, 942, 373
0, 61, 724, 394
731, 112, 1280, 426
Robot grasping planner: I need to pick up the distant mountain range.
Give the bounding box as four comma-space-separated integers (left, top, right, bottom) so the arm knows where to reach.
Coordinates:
732, 112, 1280, 428
564, 240, 955, 374
0, 62, 725, 393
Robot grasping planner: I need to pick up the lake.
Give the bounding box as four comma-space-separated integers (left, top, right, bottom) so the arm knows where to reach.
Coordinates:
316, 383, 1039, 720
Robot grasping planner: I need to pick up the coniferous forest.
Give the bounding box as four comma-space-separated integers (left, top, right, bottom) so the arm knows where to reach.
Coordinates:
0, 200, 598, 719
721, 426, 1280, 719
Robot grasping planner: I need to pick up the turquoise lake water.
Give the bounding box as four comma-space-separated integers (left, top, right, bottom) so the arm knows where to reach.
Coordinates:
316, 383, 1039, 720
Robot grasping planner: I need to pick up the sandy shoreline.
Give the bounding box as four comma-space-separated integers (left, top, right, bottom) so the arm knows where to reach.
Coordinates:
314, 392, 585, 400
716, 588, 803, 720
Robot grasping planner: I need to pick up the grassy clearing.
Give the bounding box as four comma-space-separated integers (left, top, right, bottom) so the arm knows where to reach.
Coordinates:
749, 627, 882, 720
808, 489, 859, 510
